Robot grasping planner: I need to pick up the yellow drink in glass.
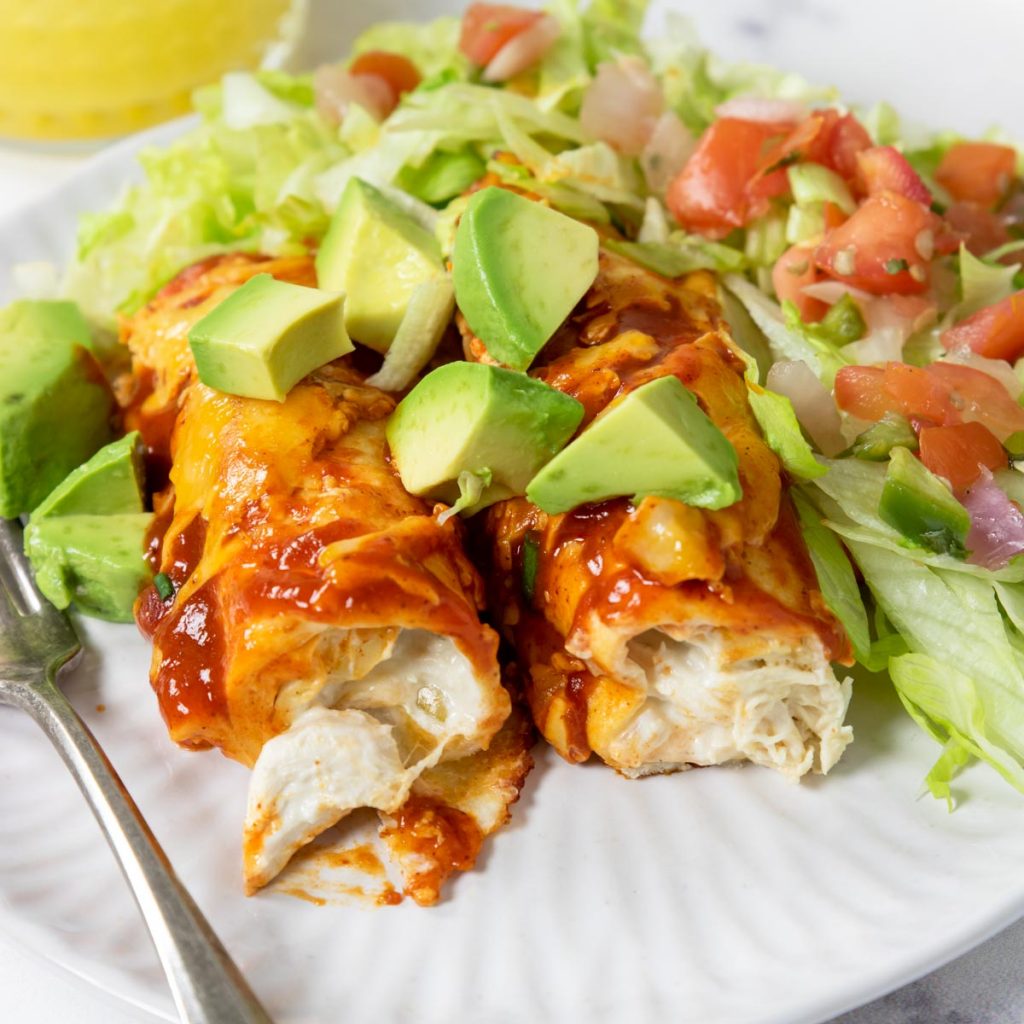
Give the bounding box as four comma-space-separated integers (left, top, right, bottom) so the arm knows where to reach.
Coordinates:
0, 0, 299, 141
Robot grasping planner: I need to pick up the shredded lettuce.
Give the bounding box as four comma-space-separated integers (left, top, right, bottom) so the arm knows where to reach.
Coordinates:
956, 243, 1021, 320
724, 274, 848, 385
349, 16, 469, 81
67, 82, 347, 326
604, 235, 746, 277
791, 489, 871, 660
747, 387, 828, 480
437, 468, 493, 525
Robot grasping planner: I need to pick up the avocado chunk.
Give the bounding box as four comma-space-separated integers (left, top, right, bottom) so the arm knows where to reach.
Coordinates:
24, 513, 153, 622
0, 299, 114, 518
386, 362, 584, 514
398, 148, 487, 206
526, 376, 742, 515
31, 431, 145, 520
188, 274, 352, 402
878, 445, 969, 556
452, 187, 599, 371
316, 177, 444, 353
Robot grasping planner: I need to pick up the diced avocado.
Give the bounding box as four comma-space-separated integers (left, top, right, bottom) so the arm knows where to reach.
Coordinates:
452, 187, 600, 371
398, 148, 487, 206
526, 376, 742, 515
878, 445, 969, 556
386, 362, 584, 514
0, 299, 114, 518
188, 274, 352, 402
24, 513, 153, 622
31, 431, 145, 519
849, 412, 918, 462
316, 177, 444, 353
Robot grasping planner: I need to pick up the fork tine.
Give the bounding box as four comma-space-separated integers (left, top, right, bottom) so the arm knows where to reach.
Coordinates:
0, 517, 80, 673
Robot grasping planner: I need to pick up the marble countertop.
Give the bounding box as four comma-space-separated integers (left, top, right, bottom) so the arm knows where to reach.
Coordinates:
1, 2, 1021, 1021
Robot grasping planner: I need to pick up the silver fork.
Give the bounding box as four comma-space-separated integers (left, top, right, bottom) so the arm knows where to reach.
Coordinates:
0, 517, 273, 1024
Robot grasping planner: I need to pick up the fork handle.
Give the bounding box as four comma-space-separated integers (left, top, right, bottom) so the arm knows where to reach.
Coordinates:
14, 672, 274, 1024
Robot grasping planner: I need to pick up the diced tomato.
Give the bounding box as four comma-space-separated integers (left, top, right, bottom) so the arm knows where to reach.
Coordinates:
667, 117, 795, 237
942, 291, 1024, 362
815, 191, 936, 295
927, 361, 1024, 441
349, 51, 422, 99
459, 4, 544, 66
856, 146, 932, 205
822, 201, 848, 231
944, 201, 1011, 256
919, 421, 1008, 492
834, 365, 890, 420
833, 360, 1024, 443
773, 244, 828, 321
935, 142, 1017, 208
884, 363, 958, 426
821, 113, 873, 181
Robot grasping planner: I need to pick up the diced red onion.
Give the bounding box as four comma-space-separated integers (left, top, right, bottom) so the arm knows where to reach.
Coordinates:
766, 359, 847, 456
714, 96, 807, 123
482, 14, 561, 83
580, 57, 664, 156
641, 111, 696, 195
945, 351, 1022, 399
313, 66, 394, 124
963, 469, 1024, 569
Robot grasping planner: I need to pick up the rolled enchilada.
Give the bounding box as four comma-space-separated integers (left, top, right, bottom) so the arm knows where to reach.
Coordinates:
124, 254, 529, 904
479, 252, 854, 779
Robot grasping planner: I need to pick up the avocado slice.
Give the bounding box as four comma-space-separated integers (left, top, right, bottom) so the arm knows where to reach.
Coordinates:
0, 299, 114, 518
452, 187, 599, 371
878, 445, 970, 556
397, 148, 487, 206
386, 362, 584, 514
526, 376, 742, 515
24, 513, 153, 622
31, 431, 145, 520
316, 177, 444, 353
188, 274, 352, 402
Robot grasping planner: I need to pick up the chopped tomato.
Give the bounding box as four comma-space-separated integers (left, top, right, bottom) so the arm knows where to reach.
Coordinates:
834, 360, 1024, 441
773, 244, 828, 321
927, 361, 1024, 441
822, 201, 849, 231
349, 51, 421, 99
834, 365, 890, 420
821, 112, 873, 181
855, 146, 932, 205
667, 117, 795, 237
919, 422, 1008, 492
459, 4, 543, 66
936, 142, 1017, 208
883, 363, 958, 426
815, 191, 936, 295
942, 291, 1024, 362
756, 110, 870, 185
943, 201, 1010, 256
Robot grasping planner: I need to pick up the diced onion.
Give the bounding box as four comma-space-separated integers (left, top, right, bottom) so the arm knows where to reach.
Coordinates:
313, 66, 394, 124
766, 359, 846, 456
580, 57, 664, 156
640, 111, 695, 195
713, 96, 807, 123
963, 469, 1024, 569
801, 281, 873, 305
482, 14, 561, 83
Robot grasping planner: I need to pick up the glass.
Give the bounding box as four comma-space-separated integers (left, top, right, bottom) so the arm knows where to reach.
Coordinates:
0, 0, 302, 141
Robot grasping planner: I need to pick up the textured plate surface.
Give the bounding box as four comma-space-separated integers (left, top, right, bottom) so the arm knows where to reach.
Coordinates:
2, 3, 1024, 1022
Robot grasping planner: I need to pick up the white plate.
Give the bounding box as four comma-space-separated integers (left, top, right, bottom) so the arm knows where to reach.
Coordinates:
2, 3, 1024, 1022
